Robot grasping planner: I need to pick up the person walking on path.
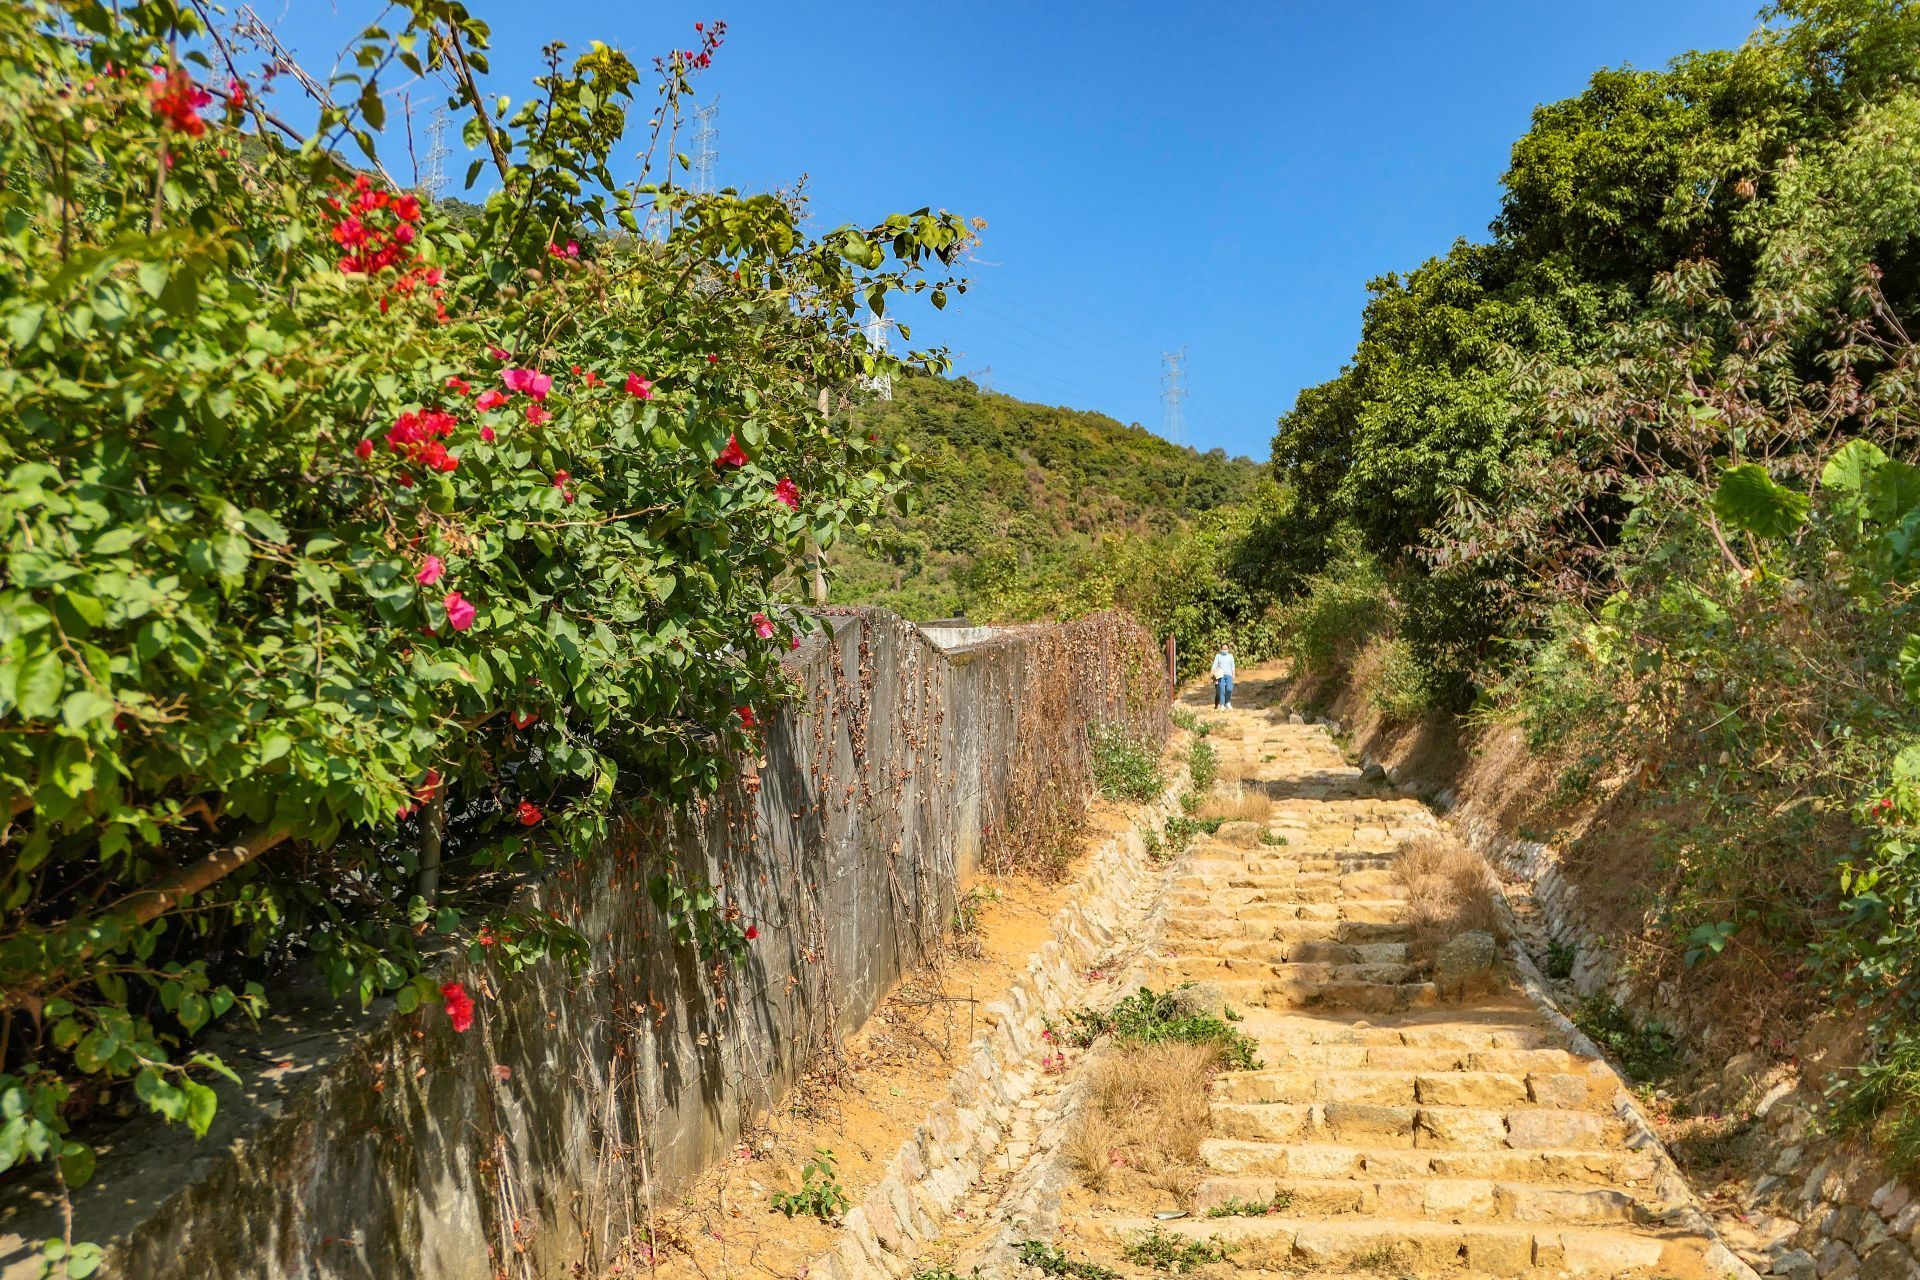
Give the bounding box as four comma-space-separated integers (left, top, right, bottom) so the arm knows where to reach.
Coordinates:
1210, 643, 1236, 709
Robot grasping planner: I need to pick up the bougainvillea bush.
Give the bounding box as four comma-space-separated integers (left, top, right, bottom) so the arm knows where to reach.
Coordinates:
0, 0, 970, 1234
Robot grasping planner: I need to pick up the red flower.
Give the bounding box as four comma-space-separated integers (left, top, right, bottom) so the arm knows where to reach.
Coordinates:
751, 612, 775, 641
516, 800, 544, 826
774, 477, 801, 510
446, 376, 473, 396
790, 635, 802, 651
415, 767, 443, 802
417, 555, 445, 586
480, 425, 496, 443
444, 591, 477, 632
475, 390, 508, 411
440, 981, 475, 1033
581, 370, 603, 388
552, 470, 570, 487
744, 924, 760, 942
354, 438, 374, 460
737, 705, 758, 729
149, 68, 211, 138
488, 345, 510, 362
706, 353, 719, 364
525, 404, 551, 425
547, 240, 580, 259
715, 435, 749, 469
393, 193, 423, 223
625, 373, 655, 400
511, 710, 540, 729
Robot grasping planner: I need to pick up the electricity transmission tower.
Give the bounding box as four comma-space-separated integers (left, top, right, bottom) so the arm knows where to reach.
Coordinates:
860, 315, 895, 400
1160, 347, 1188, 445
419, 107, 449, 201
690, 99, 720, 194
964, 364, 993, 392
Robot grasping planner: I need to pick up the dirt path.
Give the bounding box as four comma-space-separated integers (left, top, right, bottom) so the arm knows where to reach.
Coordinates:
940, 670, 1746, 1279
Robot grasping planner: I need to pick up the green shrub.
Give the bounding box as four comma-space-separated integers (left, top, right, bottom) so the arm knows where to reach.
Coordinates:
769, 1148, 849, 1221
1187, 739, 1219, 793
1571, 996, 1675, 1084
1068, 985, 1260, 1071
1122, 1228, 1233, 1273
1090, 721, 1165, 802
1012, 1241, 1117, 1280
1170, 705, 1211, 737
1275, 535, 1390, 677
1835, 1030, 1920, 1179
1206, 1192, 1291, 1217
1358, 635, 1445, 722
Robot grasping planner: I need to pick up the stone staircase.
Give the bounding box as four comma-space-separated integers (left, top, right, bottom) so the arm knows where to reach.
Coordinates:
1084, 697, 1730, 1278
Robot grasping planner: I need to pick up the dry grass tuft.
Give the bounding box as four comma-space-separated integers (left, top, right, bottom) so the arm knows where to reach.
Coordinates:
1394, 832, 1509, 973
1196, 786, 1273, 826
1066, 1041, 1220, 1206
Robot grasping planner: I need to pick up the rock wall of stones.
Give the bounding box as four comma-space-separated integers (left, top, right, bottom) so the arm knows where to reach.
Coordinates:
0, 609, 1168, 1280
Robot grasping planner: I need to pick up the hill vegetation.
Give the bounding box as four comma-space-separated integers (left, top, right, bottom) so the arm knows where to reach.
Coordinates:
832, 377, 1286, 671
1246, 0, 1920, 1168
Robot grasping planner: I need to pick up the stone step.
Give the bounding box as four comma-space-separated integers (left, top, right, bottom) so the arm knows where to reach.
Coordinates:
1233, 1011, 1560, 1052
1192, 1174, 1646, 1224
1202, 976, 1439, 1013
1199, 938, 1410, 966
1241, 1043, 1590, 1074
1165, 899, 1409, 928
1158, 958, 1423, 987
1197, 1138, 1660, 1185
1211, 1066, 1608, 1109
1095, 1215, 1700, 1276
1159, 918, 1407, 945
1209, 1101, 1627, 1148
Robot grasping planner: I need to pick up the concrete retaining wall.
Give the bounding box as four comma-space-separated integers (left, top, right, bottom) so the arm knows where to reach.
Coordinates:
0, 609, 1166, 1280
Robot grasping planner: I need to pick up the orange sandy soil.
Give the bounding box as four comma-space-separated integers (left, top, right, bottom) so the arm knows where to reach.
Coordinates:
601, 777, 1171, 1280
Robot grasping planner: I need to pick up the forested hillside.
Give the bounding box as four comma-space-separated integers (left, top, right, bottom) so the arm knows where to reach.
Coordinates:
831, 375, 1263, 626
1248, 0, 1920, 1169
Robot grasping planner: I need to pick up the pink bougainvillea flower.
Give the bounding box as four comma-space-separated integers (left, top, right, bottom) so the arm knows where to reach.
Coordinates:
790, 634, 802, 651
511, 710, 540, 729
547, 240, 580, 259
501, 368, 553, 401
443, 591, 477, 632
516, 800, 544, 826
480, 425, 496, 444
737, 705, 758, 729
625, 373, 655, 400
354, 438, 374, 460
525, 404, 551, 425
446, 376, 473, 396
552, 470, 570, 487
475, 389, 508, 411
392, 193, 423, 223
773, 477, 801, 510
416, 555, 444, 586
440, 981, 475, 1033
581, 370, 603, 388
487, 345, 510, 362
751, 612, 775, 641
715, 435, 749, 469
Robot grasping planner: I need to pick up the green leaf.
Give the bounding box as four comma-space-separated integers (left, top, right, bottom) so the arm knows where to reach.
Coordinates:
1712, 463, 1808, 540
181, 1080, 218, 1138
60, 690, 115, 732
57, 1140, 95, 1188
15, 649, 65, 720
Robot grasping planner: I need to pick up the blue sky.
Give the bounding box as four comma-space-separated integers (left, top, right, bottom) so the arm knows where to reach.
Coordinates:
262, 1, 1762, 460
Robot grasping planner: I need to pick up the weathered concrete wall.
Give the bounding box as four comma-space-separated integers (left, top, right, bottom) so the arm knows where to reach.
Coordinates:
0, 609, 1166, 1280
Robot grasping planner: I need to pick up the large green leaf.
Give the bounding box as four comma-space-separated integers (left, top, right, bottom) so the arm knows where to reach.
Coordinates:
1712, 463, 1809, 540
